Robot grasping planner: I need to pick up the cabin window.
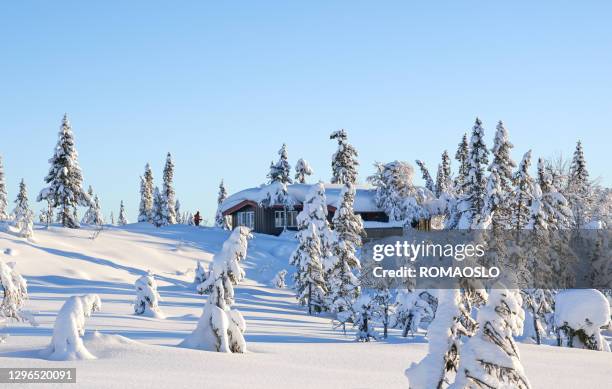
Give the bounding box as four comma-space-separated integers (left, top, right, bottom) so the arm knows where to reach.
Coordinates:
237, 211, 254, 229
274, 211, 284, 228
274, 210, 298, 228
287, 211, 298, 227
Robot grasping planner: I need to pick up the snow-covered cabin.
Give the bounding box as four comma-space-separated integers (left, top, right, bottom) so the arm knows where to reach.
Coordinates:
220, 183, 427, 238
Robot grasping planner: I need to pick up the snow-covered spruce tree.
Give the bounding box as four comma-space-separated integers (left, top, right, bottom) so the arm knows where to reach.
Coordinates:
482, 121, 516, 228
327, 183, 364, 314
0, 155, 8, 221
186, 211, 195, 226
454, 118, 489, 229
298, 182, 335, 273
450, 288, 530, 389
521, 288, 553, 345
261, 145, 294, 227
194, 260, 208, 286
109, 211, 115, 226
81, 186, 96, 224
13, 179, 34, 238
294, 158, 313, 184
134, 271, 164, 318
371, 285, 393, 339
117, 200, 128, 226
151, 187, 167, 227
352, 294, 378, 342
330, 129, 359, 184
367, 161, 415, 222
268, 144, 292, 185
435, 164, 448, 198
405, 289, 475, 389
37, 114, 90, 228
454, 133, 469, 193
441, 150, 452, 185
537, 158, 572, 229
138, 163, 154, 222
163, 152, 177, 225
511, 151, 534, 230
215, 180, 231, 229
567, 140, 593, 228
272, 269, 287, 288
182, 228, 252, 353
0, 261, 30, 326
176, 200, 184, 224
91, 196, 104, 225
41, 294, 101, 360
290, 222, 327, 314
393, 289, 434, 337
415, 160, 435, 193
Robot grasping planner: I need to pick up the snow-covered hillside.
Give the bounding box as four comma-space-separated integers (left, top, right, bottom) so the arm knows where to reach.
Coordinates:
1, 224, 611, 388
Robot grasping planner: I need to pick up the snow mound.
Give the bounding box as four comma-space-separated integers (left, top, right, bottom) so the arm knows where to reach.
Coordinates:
554, 289, 610, 330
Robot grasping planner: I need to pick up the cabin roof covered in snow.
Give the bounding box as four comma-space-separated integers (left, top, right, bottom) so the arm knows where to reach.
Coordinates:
221, 183, 382, 214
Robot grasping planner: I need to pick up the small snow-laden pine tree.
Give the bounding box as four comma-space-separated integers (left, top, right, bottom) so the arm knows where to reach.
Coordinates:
182, 228, 252, 353
290, 223, 327, 314
138, 163, 154, 222
134, 271, 164, 318
267, 144, 293, 185
454, 133, 469, 193
330, 129, 359, 184
511, 151, 534, 230
117, 200, 128, 226
215, 180, 231, 229
481, 121, 516, 229
294, 158, 313, 183
405, 289, 472, 389
0, 155, 9, 221
567, 140, 593, 228
454, 118, 489, 229
0, 261, 30, 326
272, 269, 287, 288
195, 227, 252, 298
521, 288, 553, 345
12, 179, 34, 238
415, 160, 435, 193
371, 286, 393, 339
91, 196, 104, 225
174, 199, 182, 224
151, 187, 167, 227
37, 114, 90, 228
327, 183, 364, 314
299, 182, 335, 272
435, 164, 448, 198
368, 161, 416, 222
441, 150, 452, 186
450, 288, 530, 389
81, 186, 96, 224
393, 290, 434, 337
537, 158, 572, 229
193, 260, 208, 285
353, 294, 378, 342
109, 211, 115, 226
490, 121, 516, 193
41, 294, 101, 360
163, 152, 177, 225
186, 211, 195, 226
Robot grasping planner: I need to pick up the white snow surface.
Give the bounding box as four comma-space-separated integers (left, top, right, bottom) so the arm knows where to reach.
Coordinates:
0, 223, 611, 388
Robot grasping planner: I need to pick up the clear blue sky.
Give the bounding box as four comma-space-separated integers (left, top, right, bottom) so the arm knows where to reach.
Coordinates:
1, 1, 610, 221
